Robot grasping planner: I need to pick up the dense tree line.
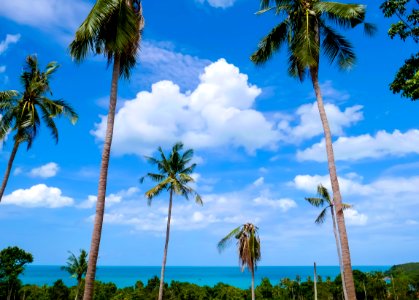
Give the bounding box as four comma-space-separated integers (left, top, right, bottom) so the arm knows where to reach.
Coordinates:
1, 270, 418, 300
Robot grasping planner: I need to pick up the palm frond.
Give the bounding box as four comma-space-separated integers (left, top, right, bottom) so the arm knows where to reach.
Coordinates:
251, 21, 289, 65
317, 184, 331, 204
305, 197, 324, 207
321, 24, 355, 70
315, 2, 366, 29
217, 226, 242, 252
315, 207, 328, 224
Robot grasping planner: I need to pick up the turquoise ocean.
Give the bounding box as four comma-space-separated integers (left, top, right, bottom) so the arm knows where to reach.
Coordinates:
20, 266, 389, 289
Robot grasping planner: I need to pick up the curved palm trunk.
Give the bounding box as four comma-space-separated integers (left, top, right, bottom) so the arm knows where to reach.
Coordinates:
314, 262, 317, 300
75, 278, 81, 300
251, 269, 255, 300
310, 67, 356, 300
0, 141, 20, 202
159, 188, 174, 300
83, 55, 121, 300
331, 206, 348, 300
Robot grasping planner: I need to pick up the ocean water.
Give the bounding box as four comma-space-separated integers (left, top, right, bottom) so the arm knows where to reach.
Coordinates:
20, 265, 389, 289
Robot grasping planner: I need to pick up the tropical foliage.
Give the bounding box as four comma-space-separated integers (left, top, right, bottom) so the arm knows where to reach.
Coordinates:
250, 0, 374, 298
69, 1, 144, 299
61, 249, 88, 300
218, 223, 261, 300
141, 142, 202, 300
381, 0, 419, 100
0, 55, 78, 201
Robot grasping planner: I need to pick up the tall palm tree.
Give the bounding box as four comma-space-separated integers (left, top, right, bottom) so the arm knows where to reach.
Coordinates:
218, 223, 261, 300
140, 142, 203, 300
61, 249, 88, 300
0, 55, 78, 201
305, 184, 351, 300
251, 1, 375, 298
69, 1, 144, 299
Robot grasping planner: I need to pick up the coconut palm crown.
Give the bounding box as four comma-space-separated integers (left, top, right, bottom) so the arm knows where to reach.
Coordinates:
0, 55, 78, 201
140, 142, 202, 300
218, 223, 261, 300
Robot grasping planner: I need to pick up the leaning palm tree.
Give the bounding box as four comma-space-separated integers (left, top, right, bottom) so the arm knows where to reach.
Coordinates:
69, 1, 144, 299
140, 142, 202, 300
218, 223, 261, 300
251, 1, 375, 298
61, 249, 88, 300
0, 55, 78, 201
305, 184, 351, 300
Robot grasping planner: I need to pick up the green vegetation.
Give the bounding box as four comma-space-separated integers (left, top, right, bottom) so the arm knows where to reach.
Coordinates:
0, 246, 33, 300
381, 0, 419, 100
140, 142, 203, 300
0, 55, 78, 201
69, 1, 145, 299
218, 223, 261, 300
61, 249, 88, 300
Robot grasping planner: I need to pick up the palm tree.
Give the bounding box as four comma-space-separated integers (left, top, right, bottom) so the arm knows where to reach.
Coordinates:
69, 1, 144, 299
251, 1, 375, 298
305, 184, 351, 300
218, 223, 261, 300
140, 142, 203, 300
61, 249, 88, 300
0, 55, 78, 201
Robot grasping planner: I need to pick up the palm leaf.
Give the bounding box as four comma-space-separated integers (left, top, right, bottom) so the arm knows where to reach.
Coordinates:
217, 226, 242, 252
315, 207, 329, 224
305, 197, 324, 207
321, 24, 355, 69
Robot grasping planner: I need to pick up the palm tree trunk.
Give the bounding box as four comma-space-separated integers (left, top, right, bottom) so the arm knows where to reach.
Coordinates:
0, 141, 19, 202
309, 67, 356, 300
251, 269, 255, 300
331, 207, 348, 300
158, 188, 174, 300
83, 54, 121, 300
314, 262, 317, 300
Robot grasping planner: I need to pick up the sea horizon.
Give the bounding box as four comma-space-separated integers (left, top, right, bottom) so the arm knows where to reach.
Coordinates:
21, 265, 390, 289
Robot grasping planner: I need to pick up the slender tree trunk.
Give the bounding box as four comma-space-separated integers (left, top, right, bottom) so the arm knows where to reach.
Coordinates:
75, 279, 81, 300
331, 207, 348, 300
310, 67, 356, 300
314, 262, 317, 300
83, 55, 121, 300
158, 189, 174, 300
251, 269, 255, 300
0, 141, 19, 201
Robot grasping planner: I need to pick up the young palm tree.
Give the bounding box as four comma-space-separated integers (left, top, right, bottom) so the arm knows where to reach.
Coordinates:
0, 55, 78, 201
251, 1, 375, 298
305, 184, 351, 300
140, 142, 202, 300
218, 223, 261, 300
69, 1, 144, 299
61, 249, 88, 300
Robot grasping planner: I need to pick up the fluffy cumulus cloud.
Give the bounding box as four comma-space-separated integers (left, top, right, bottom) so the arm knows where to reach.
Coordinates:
78, 187, 139, 209
0, 34, 21, 55
29, 162, 59, 178
278, 102, 363, 142
344, 208, 368, 226
2, 184, 74, 208
196, 0, 236, 8
297, 129, 419, 162
92, 59, 280, 155
139, 41, 211, 90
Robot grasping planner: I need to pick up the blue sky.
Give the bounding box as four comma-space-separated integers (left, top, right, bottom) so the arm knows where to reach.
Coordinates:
0, 0, 418, 268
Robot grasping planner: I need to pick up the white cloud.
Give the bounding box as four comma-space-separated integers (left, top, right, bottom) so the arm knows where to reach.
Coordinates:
13, 167, 22, 176
280, 102, 363, 142
253, 196, 297, 212
0, 66, 5, 73
317, 80, 350, 102
29, 162, 59, 178
0, 34, 21, 55
0, 1, 89, 40
139, 41, 211, 90
344, 208, 368, 226
252, 177, 264, 187
2, 184, 74, 208
92, 59, 279, 155
196, 0, 236, 8
297, 129, 419, 162
78, 187, 140, 209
